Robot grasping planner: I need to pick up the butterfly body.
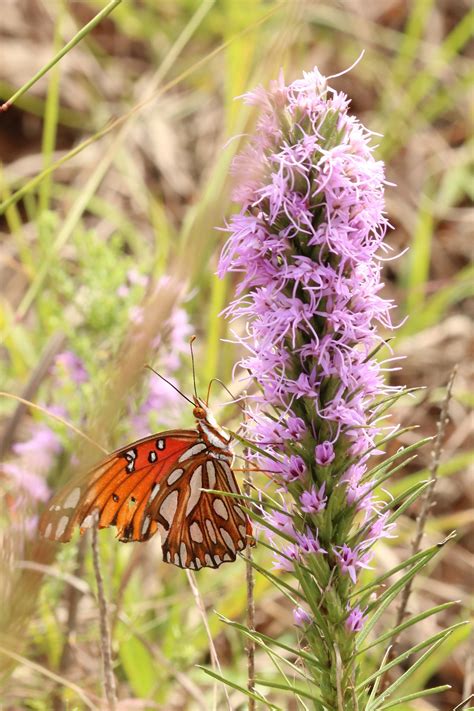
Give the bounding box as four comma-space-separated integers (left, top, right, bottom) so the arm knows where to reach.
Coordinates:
40, 398, 253, 570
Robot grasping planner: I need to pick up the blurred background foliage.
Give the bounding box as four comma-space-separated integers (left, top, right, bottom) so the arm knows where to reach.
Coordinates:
0, 0, 472, 709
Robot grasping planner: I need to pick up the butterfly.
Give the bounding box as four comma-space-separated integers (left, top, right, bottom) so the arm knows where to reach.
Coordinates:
39, 394, 254, 570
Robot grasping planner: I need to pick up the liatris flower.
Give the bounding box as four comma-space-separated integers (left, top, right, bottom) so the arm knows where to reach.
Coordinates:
218, 67, 406, 709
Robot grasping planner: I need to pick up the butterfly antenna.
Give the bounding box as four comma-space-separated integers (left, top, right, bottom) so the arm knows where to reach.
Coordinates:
189, 336, 199, 400
206, 378, 245, 411
144, 365, 194, 406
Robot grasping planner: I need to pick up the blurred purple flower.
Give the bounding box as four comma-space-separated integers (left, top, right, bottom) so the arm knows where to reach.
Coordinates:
4, 422, 61, 508
12, 424, 61, 475
55, 351, 88, 384
131, 300, 193, 436
3, 462, 50, 502
117, 269, 148, 298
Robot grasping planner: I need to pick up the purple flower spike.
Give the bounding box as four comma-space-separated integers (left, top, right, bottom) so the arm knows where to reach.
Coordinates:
315, 442, 335, 466
219, 65, 405, 706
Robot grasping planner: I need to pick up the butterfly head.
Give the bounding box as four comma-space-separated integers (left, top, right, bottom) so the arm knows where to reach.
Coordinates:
193, 397, 232, 451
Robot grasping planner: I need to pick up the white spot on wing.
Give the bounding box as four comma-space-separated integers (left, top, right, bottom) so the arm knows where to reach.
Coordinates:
213, 498, 228, 520
204, 554, 213, 567
158, 523, 169, 542
174, 553, 180, 566
223, 553, 233, 562
167, 468, 184, 485
185, 466, 203, 516
220, 461, 239, 494
157, 439, 165, 450
141, 516, 151, 536
149, 483, 160, 502
56, 515, 69, 538
179, 442, 206, 462
214, 555, 221, 565
220, 528, 236, 553
159, 490, 179, 526
44, 523, 52, 538
125, 448, 137, 473
206, 519, 217, 543
190, 522, 203, 543
234, 505, 246, 521
180, 542, 188, 566
239, 525, 247, 538
82, 512, 95, 529
63, 487, 81, 509
206, 460, 216, 489
195, 558, 202, 569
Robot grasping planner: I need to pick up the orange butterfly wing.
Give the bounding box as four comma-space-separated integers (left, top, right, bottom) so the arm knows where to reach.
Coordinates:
39, 430, 253, 569
39, 430, 197, 544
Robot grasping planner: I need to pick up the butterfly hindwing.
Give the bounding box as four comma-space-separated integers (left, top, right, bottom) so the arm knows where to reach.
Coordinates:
154, 457, 251, 569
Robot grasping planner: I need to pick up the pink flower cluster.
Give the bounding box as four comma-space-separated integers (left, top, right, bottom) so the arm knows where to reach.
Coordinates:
219, 68, 400, 622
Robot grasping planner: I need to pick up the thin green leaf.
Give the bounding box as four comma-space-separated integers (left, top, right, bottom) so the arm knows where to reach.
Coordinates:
354, 534, 455, 601
216, 615, 317, 681
359, 622, 467, 693
351, 478, 429, 549
376, 685, 451, 710
396, 621, 470, 696
389, 449, 474, 496
369, 387, 425, 422
243, 556, 305, 604
367, 646, 392, 706
228, 429, 281, 462
0, 0, 123, 111
358, 601, 459, 654
217, 614, 323, 670
367, 631, 459, 709
197, 665, 282, 710
362, 436, 432, 484
255, 678, 320, 701
356, 544, 445, 645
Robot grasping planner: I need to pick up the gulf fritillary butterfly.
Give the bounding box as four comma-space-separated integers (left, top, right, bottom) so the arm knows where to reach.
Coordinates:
39, 395, 254, 570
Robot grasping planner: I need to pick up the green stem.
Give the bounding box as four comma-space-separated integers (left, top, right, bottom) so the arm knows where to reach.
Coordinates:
0, 0, 122, 112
